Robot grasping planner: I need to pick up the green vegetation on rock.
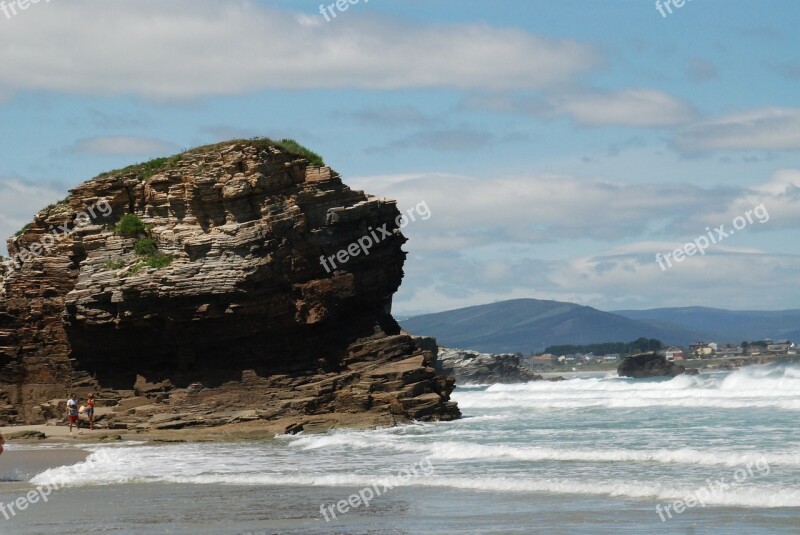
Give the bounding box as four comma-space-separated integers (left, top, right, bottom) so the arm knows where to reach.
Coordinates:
136, 155, 182, 181
134, 237, 158, 256
14, 224, 31, 237
127, 263, 146, 276
115, 214, 148, 237
273, 138, 325, 166
97, 138, 324, 187
145, 253, 173, 269
111, 214, 173, 273
100, 154, 182, 183
103, 260, 126, 271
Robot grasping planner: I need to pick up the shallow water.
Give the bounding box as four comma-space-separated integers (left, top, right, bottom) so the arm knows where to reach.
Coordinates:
3, 363, 799, 534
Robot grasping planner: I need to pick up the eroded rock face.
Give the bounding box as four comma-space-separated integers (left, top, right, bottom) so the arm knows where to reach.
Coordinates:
433, 346, 542, 384
0, 140, 460, 431
617, 352, 685, 378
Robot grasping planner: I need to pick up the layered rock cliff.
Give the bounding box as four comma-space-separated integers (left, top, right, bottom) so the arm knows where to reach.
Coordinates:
0, 139, 460, 433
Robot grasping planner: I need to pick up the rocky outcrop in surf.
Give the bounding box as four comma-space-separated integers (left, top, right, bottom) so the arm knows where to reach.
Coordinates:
0, 139, 460, 433
617, 352, 685, 378
432, 346, 543, 384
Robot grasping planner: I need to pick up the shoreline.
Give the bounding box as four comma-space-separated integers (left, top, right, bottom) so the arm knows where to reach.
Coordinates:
0, 412, 401, 447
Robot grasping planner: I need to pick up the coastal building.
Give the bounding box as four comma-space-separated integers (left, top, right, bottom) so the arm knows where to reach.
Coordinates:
767, 341, 792, 354
665, 346, 685, 361
532, 354, 555, 365
717, 345, 744, 358
689, 342, 715, 357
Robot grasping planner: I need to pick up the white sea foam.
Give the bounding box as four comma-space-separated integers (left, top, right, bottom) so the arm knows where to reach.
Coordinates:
285, 432, 800, 468
25, 364, 800, 511
454, 364, 800, 410
31, 450, 800, 508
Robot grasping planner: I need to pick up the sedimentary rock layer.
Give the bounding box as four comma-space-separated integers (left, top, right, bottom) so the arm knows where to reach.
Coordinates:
0, 140, 460, 431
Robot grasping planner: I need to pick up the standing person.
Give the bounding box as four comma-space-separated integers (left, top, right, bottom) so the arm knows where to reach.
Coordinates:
85, 393, 96, 430
67, 394, 80, 434
0, 432, 4, 455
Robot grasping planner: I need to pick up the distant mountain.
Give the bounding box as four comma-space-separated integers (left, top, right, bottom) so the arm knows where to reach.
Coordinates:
400, 299, 704, 353
613, 307, 800, 344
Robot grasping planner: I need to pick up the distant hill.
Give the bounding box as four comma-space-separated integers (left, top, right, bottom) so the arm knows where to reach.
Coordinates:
613, 307, 800, 344
400, 299, 703, 353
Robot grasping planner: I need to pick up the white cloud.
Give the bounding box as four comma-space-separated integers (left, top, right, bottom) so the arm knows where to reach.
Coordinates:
674, 107, 800, 154
464, 88, 696, 127
0, 1, 598, 99
393, 244, 800, 315
350, 171, 734, 252
545, 246, 800, 310
706, 168, 800, 230
556, 88, 696, 127
72, 136, 179, 156
351, 169, 800, 314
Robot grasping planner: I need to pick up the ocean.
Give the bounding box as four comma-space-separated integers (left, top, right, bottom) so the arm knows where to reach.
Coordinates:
3, 363, 799, 534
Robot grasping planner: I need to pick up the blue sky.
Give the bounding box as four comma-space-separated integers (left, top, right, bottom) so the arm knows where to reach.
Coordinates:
1, 0, 799, 314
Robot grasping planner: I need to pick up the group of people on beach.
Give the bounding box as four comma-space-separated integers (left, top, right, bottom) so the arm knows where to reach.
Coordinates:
66, 393, 95, 433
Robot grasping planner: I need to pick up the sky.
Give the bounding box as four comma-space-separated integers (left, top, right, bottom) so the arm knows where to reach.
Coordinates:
1, 0, 799, 315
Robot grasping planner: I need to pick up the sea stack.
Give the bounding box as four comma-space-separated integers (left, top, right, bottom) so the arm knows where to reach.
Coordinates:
617, 352, 686, 378
0, 139, 460, 433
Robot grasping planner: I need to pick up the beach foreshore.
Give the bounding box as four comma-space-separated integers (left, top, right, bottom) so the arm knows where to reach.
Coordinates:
0, 421, 299, 486
0, 412, 395, 448
0, 423, 273, 446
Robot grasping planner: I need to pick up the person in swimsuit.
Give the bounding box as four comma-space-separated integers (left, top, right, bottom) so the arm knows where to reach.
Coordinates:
86, 393, 96, 430
67, 394, 80, 434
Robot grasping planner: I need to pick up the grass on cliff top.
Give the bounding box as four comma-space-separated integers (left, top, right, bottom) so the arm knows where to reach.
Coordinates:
191, 137, 325, 166
99, 154, 183, 182
272, 139, 325, 166
98, 138, 325, 182
14, 223, 32, 237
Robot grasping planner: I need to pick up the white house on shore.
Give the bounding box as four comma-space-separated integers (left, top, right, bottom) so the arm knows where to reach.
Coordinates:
665, 346, 685, 361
